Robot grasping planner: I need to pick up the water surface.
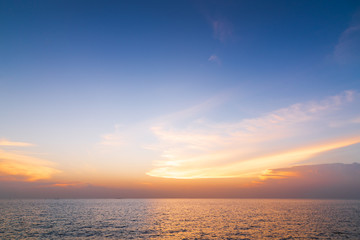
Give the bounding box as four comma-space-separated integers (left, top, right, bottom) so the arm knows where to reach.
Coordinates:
0, 199, 359, 239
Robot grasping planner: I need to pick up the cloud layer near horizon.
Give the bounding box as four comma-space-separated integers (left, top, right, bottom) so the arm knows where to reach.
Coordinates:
0, 162, 359, 199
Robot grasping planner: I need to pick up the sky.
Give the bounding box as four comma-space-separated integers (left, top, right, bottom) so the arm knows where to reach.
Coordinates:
0, 0, 360, 198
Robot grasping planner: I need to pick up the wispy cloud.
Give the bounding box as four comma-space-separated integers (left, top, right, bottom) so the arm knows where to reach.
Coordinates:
146, 91, 360, 179
156, 92, 230, 123
212, 19, 233, 42
99, 124, 124, 147
208, 54, 221, 65
334, 12, 360, 64
0, 139, 34, 147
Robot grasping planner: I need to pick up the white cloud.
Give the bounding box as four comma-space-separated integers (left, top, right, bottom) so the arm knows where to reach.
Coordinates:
146, 90, 360, 179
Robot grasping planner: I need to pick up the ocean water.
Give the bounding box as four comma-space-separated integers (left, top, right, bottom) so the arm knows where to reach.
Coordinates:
0, 199, 359, 239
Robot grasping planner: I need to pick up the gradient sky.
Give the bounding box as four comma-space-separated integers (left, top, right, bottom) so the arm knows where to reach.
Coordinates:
1, 0, 360, 198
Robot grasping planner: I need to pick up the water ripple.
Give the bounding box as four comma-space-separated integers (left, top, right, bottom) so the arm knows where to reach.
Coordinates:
0, 199, 359, 239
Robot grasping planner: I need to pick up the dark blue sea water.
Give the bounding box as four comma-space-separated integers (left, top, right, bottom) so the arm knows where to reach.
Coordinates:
0, 199, 359, 239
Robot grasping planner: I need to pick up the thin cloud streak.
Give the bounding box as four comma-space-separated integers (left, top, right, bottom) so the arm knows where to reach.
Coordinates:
0, 139, 34, 147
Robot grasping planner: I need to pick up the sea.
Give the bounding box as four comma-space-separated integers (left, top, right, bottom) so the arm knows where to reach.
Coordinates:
0, 199, 359, 239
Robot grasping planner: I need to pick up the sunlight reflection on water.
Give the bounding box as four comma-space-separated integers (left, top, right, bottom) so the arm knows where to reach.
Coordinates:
0, 199, 359, 239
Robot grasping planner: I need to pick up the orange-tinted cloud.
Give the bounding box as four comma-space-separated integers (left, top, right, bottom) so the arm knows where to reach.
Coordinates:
0, 150, 60, 181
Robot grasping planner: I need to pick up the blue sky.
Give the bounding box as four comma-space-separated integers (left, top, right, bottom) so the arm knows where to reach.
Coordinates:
0, 0, 360, 197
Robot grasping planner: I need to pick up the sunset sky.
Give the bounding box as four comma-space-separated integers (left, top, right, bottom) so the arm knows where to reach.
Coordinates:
1, 0, 360, 198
